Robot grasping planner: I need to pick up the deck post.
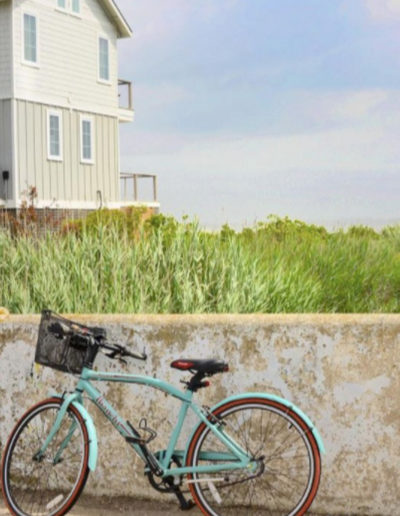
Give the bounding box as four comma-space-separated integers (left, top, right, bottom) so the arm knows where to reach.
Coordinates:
133, 174, 138, 201
128, 82, 133, 110
120, 173, 159, 207
153, 176, 158, 202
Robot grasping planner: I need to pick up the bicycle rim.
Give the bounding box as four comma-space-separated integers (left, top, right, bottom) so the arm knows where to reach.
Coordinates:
1, 399, 89, 516
186, 398, 321, 516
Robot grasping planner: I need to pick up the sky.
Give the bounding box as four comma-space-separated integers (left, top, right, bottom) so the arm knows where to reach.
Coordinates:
116, 0, 400, 229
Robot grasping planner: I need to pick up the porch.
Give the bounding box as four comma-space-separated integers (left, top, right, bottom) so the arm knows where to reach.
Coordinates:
118, 79, 134, 123
120, 172, 160, 211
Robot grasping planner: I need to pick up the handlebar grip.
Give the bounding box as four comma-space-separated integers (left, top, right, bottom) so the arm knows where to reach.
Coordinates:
100, 342, 147, 362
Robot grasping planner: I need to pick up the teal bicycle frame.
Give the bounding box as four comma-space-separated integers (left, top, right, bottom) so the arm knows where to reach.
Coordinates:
38, 367, 256, 478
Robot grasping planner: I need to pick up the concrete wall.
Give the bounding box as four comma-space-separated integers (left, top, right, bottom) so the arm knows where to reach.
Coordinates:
0, 314, 398, 515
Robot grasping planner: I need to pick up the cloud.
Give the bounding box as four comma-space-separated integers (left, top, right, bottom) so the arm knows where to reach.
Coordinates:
115, 1, 400, 227
133, 82, 189, 111
120, 87, 400, 227
122, 95, 400, 187
118, 0, 238, 47
128, 124, 397, 175
288, 89, 389, 128
124, 84, 394, 144
122, 125, 400, 227
364, 0, 400, 20
325, 90, 388, 120
121, 124, 400, 228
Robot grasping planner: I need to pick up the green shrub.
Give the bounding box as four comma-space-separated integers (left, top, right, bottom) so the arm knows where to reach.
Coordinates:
1, 214, 400, 313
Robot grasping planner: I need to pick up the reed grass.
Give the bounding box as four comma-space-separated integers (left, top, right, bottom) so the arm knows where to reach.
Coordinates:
1, 214, 400, 313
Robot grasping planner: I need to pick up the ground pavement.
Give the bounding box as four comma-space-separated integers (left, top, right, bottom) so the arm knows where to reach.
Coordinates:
0, 496, 333, 515
0, 496, 198, 515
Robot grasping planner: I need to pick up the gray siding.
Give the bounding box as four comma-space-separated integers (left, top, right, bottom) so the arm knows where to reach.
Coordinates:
16, 99, 119, 204
0, 99, 13, 200
0, 0, 12, 99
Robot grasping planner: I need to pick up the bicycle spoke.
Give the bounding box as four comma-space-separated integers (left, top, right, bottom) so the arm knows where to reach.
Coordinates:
188, 400, 320, 516
3, 402, 88, 516
266, 428, 307, 463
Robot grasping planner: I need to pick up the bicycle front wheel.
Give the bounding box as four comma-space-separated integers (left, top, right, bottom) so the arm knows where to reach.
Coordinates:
1, 398, 90, 516
186, 397, 321, 516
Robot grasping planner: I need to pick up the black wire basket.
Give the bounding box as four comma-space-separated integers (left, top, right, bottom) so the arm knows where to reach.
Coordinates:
35, 311, 90, 375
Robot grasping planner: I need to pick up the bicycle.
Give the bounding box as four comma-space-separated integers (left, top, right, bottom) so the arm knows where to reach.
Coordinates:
1, 310, 325, 516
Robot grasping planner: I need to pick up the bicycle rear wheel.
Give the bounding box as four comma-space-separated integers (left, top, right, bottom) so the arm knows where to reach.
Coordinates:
186, 397, 321, 516
1, 398, 90, 516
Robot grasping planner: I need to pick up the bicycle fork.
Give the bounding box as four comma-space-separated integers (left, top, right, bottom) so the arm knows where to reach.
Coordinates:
33, 394, 78, 463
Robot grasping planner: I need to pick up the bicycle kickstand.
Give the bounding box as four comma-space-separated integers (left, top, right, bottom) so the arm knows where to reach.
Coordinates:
163, 477, 195, 511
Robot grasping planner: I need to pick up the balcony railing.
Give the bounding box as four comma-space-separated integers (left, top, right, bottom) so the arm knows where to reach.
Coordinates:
118, 79, 133, 110
120, 173, 158, 205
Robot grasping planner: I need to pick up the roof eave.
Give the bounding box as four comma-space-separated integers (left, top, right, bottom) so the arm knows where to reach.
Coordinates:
102, 0, 133, 39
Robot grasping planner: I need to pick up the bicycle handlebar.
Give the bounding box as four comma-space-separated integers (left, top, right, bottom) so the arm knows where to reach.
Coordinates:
48, 322, 147, 362
101, 342, 148, 362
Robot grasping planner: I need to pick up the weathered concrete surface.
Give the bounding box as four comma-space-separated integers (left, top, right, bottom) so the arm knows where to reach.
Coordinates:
0, 314, 398, 515
0, 496, 326, 515
0, 496, 197, 516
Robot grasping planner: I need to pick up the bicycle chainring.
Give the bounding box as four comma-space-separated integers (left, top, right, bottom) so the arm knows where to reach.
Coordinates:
146, 455, 183, 493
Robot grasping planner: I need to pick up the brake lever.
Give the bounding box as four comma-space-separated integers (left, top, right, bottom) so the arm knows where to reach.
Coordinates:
104, 345, 129, 365
104, 351, 127, 365
105, 350, 119, 359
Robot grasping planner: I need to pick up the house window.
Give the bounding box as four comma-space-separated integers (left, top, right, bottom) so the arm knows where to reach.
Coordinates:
99, 37, 110, 82
72, 0, 80, 14
23, 13, 37, 64
47, 111, 63, 161
81, 117, 94, 164
56, 0, 80, 14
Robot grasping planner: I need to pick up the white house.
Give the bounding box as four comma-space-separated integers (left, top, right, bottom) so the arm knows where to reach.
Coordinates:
0, 0, 158, 218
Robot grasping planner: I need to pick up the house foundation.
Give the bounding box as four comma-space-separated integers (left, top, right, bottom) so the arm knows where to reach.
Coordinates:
0, 207, 93, 233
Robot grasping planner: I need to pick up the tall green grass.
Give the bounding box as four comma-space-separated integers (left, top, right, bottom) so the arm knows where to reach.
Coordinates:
1, 214, 400, 313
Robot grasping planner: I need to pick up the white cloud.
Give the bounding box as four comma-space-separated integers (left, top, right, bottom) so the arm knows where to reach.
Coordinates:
289, 89, 389, 127
121, 87, 400, 227
314, 90, 387, 121
122, 123, 400, 227
133, 82, 189, 110
123, 99, 400, 182
134, 125, 396, 174
364, 0, 400, 20
118, 0, 238, 47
